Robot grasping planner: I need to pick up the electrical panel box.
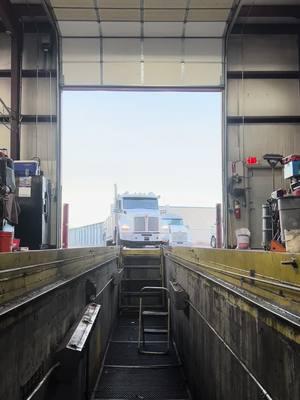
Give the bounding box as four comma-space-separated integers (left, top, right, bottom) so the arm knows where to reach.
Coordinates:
15, 175, 51, 249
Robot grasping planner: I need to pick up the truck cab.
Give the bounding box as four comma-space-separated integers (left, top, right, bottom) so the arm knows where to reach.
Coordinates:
105, 193, 162, 247
160, 214, 191, 246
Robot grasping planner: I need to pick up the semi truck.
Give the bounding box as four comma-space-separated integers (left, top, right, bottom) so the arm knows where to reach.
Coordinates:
160, 214, 191, 246
104, 191, 162, 247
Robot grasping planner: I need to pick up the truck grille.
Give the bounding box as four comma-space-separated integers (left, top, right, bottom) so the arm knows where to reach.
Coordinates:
148, 217, 159, 232
172, 232, 187, 243
134, 217, 146, 232
134, 217, 159, 232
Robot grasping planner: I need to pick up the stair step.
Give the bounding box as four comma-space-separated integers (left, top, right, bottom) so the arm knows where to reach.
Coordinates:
122, 278, 162, 281
124, 268, 161, 280
142, 311, 168, 316
119, 305, 163, 309
123, 265, 161, 269
121, 291, 163, 297
121, 279, 162, 292
143, 328, 168, 334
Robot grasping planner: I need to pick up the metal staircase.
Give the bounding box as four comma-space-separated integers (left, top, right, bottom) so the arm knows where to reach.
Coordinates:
120, 250, 165, 310
94, 249, 190, 400
138, 286, 171, 354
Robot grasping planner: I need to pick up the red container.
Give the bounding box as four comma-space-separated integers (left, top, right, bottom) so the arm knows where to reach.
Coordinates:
12, 238, 20, 251
0, 231, 13, 252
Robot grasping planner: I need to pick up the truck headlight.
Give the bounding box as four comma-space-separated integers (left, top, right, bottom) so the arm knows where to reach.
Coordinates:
121, 224, 130, 231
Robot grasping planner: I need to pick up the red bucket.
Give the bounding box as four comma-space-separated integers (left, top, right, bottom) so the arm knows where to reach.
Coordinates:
0, 231, 13, 252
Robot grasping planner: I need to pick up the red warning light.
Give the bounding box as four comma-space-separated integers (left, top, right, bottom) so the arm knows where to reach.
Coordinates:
246, 156, 257, 165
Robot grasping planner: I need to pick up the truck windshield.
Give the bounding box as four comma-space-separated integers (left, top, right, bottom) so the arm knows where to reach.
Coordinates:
123, 197, 158, 210
162, 218, 183, 226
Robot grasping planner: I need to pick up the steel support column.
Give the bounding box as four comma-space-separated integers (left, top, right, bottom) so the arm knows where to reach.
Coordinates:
222, 0, 244, 248
0, 0, 22, 159
10, 28, 22, 160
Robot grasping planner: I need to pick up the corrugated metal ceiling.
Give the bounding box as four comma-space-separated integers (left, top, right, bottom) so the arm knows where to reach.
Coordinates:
46, 0, 238, 87
49, 0, 234, 38
7, 0, 300, 88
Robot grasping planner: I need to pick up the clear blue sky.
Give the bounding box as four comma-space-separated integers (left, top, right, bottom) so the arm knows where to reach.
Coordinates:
62, 91, 222, 227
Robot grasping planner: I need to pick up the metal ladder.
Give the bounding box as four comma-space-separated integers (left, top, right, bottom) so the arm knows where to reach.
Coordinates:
138, 286, 170, 355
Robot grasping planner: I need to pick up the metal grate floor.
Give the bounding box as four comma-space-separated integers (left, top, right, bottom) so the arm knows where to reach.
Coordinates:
94, 367, 189, 400
118, 313, 167, 328
94, 314, 190, 400
105, 342, 178, 366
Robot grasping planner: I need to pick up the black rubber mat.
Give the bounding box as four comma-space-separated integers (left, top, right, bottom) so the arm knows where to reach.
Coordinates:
94, 367, 189, 399
94, 314, 190, 400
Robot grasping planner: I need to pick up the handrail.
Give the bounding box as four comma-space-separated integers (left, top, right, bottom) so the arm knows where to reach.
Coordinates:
0, 256, 117, 318
140, 286, 170, 294
0, 250, 116, 275
166, 253, 300, 293
95, 278, 113, 297
188, 300, 273, 400
203, 260, 300, 288
165, 253, 300, 329
26, 362, 60, 400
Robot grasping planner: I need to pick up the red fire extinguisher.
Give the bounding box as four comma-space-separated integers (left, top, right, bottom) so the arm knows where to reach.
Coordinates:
234, 200, 241, 219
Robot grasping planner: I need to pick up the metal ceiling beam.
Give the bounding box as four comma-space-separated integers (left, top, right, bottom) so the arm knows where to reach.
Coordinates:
232, 23, 300, 34
239, 5, 300, 18
0, 115, 57, 124
227, 116, 300, 124
227, 71, 300, 79
0, 69, 57, 78
0, 21, 52, 33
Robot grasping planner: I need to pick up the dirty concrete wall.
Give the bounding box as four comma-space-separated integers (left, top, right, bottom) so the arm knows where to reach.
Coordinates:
165, 257, 299, 400
0, 259, 118, 400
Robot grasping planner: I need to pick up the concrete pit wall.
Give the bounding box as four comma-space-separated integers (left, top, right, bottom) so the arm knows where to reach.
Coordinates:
165, 256, 299, 400
0, 258, 119, 400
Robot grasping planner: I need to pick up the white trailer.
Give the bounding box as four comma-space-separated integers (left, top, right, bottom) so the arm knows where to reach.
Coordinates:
160, 214, 191, 247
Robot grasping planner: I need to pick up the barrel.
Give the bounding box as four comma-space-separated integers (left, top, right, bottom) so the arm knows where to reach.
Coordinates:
235, 228, 250, 250
0, 231, 13, 252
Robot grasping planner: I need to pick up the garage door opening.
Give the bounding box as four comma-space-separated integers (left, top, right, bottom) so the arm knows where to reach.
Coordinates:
62, 90, 222, 246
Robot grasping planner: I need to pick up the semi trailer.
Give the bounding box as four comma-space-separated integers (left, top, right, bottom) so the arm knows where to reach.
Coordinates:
160, 214, 191, 246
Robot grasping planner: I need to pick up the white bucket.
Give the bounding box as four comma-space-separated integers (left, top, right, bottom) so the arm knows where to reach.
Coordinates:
236, 228, 250, 250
